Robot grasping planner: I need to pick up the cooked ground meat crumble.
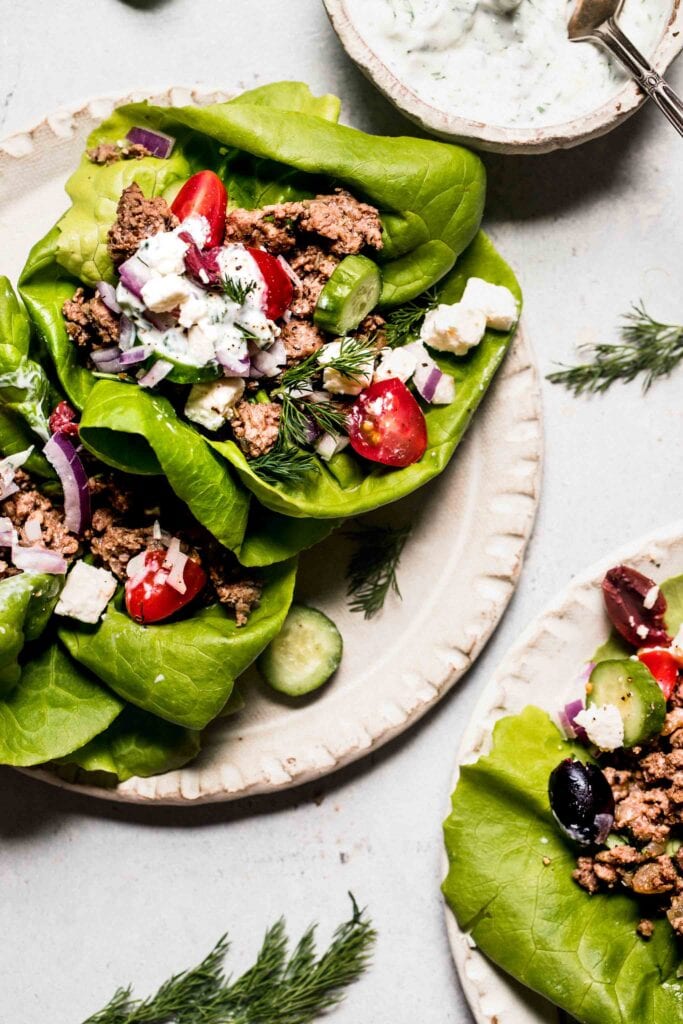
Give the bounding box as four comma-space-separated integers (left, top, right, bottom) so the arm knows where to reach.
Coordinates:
107, 182, 179, 265
87, 142, 153, 165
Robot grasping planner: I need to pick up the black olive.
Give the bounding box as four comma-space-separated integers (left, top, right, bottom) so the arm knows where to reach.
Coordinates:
548, 757, 615, 846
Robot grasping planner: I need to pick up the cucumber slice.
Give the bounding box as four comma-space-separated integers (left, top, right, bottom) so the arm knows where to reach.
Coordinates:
257, 604, 342, 697
150, 353, 221, 385
587, 659, 666, 747
314, 255, 382, 335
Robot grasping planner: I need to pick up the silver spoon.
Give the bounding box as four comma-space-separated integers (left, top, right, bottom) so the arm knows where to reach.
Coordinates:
568, 0, 683, 136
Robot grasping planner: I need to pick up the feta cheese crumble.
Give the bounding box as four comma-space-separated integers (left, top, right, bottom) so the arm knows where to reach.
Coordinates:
54, 561, 118, 625
461, 278, 519, 331
184, 378, 246, 432
373, 345, 418, 384
643, 585, 660, 611
319, 340, 375, 395
420, 303, 486, 356
574, 703, 625, 751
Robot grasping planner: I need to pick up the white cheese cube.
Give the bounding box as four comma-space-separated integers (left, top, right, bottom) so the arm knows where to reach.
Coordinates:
373, 346, 418, 384
184, 378, 246, 432
55, 561, 117, 625
420, 303, 486, 356
138, 231, 188, 276
574, 704, 625, 751
141, 274, 193, 313
319, 340, 374, 396
461, 277, 519, 331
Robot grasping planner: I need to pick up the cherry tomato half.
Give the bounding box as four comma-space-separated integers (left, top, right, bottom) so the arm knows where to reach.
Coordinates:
638, 647, 680, 700
125, 548, 207, 625
171, 171, 227, 249
247, 247, 293, 321
347, 378, 428, 468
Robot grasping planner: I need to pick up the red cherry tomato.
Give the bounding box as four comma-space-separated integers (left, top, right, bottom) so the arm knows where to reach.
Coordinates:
171, 171, 227, 248
125, 548, 207, 625
49, 401, 79, 437
247, 247, 293, 320
347, 378, 428, 468
638, 648, 680, 700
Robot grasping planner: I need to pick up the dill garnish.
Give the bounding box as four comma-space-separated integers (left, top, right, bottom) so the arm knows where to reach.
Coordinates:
384, 288, 438, 349
250, 442, 319, 486
346, 523, 412, 619
222, 276, 257, 306
547, 303, 683, 395
279, 338, 376, 393
82, 896, 375, 1024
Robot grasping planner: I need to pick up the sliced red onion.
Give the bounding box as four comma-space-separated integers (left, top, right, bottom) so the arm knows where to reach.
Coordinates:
181, 235, 222, 286
138, 359, 173, 389
0, 517, 14, 546
118, 255, 153, 299
315, 432, 349, 461
560, 698, 589, 744
216, 347, 250, 377
250, 338, 286, 378
12, 544, 67, 575
0, 481, 18, 502
414, 363, 442, 403
91, 346, 123, 367
43, 432, 91, 534
119, 345, 151, 367
163, 537, 188, 595
96, 281, 121, 315
277, 255, 303, 290
23, 516, 43, 543
125, 126, 175, 159
119, 315, 135, 350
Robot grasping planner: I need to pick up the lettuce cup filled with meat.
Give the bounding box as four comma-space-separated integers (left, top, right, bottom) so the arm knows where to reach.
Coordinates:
443, 566, 683, 1024
0, 280, 295, 781
18, 81, 521, 521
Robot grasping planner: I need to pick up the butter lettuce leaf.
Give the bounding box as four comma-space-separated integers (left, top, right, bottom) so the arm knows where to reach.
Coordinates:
0, 572, 64, 697
0, 642, 123, 766
58, 558, 297, 729
442, 712, 683, 1023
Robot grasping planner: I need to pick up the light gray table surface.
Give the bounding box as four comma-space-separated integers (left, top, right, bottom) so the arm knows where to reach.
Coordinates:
1, 2, 682, 1021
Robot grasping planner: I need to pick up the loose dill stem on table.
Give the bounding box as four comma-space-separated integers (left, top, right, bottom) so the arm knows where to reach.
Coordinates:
346, 523, 412, 619
83, 896, 375, 1024
547, 303, 683, 395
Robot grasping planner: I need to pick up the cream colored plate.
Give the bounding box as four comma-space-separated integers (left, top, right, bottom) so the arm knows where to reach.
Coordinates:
323, 0, 683, 155
443, 519, 683, 1024
0, 88, 542, 804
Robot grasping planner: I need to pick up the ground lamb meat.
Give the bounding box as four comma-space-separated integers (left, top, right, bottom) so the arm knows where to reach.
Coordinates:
614, 785, 672, 844
62, 288, 120, 349
87, 142, 152, 165
631, 856, 679, 895
107, 182, 178, 265
637, 919, 654, 939
230, 401, 281, 459
280, 319, 325, 363
0, 477, 79, 580
208, 571, 262, 627
288, 245, 339, 319
297, 189, 383, 255
354, 313, 387, 350
90, 509, 153, 580
224, 205, 298, 255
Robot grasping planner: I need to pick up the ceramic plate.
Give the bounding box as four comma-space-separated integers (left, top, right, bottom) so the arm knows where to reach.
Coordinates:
443, 519, 683, 1023
323, 0, 683, 154
0, 88, 542, 804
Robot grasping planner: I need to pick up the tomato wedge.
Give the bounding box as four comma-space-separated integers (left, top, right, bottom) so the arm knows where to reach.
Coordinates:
171, 171, 227, 248
247, 247, 293, 320
125, 548, 207, 625
638, 647, 680, 700
347, 378, 428, 468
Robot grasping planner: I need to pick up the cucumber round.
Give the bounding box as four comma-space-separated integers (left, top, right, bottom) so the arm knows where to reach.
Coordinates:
314, 255, 382, 335
587, 659, 666, 747
149, 352, 221, 385
258, 604, 343, 697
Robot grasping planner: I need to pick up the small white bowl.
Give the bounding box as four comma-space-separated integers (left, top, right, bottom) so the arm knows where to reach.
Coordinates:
324, 0, 683, 154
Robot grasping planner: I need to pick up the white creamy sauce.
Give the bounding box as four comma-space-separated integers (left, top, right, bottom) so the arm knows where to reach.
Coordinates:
347, 0, 670, 127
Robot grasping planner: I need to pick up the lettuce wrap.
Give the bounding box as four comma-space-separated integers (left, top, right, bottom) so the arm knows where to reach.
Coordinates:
18, 81, 521, 520
443, 575, 683, 1024
0, 279, 296, 777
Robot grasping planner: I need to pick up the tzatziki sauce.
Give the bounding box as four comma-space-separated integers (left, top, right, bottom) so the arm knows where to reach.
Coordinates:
345, 0, 671, 128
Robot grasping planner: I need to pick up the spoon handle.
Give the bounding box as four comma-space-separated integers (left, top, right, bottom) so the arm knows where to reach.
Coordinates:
596, 19, 683, 137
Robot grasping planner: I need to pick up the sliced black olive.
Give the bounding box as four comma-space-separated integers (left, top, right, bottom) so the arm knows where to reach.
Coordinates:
548, 757, 615, 846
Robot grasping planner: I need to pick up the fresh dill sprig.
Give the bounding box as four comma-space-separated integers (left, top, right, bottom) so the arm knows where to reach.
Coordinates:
346, 523, 412, 619
384, 288, 438, 349
250, 442, 319, 486
547, 303, 683, 395
222, 275, 257, 306
82, 896, 375, 1024
279, 338, 376, 393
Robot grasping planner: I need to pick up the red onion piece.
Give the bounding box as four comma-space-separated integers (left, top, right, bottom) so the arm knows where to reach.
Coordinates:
43, 432, 91, 535
119, 315, 135, 350
315, 432, 349, 461
250, 338, 286, 378
125, 126, 176, 158
180, 234, 222, 285
96, 281, 121, 315
277, 255, 303, 290
144, 310, 177, 332
119, 345, 151, 367
562, 698, 589, 744
0, 447, 33, 500
138, 360, 173, 389
414, 363, 442, 402
0, 517, 14, 546
91, 346, 122, 367
12, 544, 67, 575
119, 256, 153, 299
216, 347, 250, 377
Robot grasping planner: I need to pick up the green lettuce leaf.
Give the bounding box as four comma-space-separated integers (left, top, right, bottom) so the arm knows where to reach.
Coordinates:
58, 558, 296, 729
78, 380, 337, 565
0, 572, 64, 697
443, 706, 683, 1024
58, 705, 200, 782
0, 642, 123, 766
